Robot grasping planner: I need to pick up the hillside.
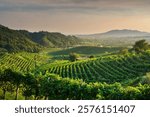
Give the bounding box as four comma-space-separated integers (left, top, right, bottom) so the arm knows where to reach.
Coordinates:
40, 51, 150, 83
0, 52, 48, 72
0, 25, 41, 53
0, 25, 81, 53
1, 44, 150, 100
19, 30, 81, 48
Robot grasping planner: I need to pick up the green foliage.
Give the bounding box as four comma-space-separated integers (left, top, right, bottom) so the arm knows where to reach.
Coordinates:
133, 39, 149, 53
0, 25, 81, 53
0, 25, 41, 53
69, 53, 80, 62
0, 69, 15, 99
0, 40, 150, 100
89, 55, 95, 58
138, 84, 150, 99
123, 86, 141, 100
29, 31, 81, 48
0, 52, 48, 72
1, 70, 150, 100
50, 46, 122, 56
0, 69, 41, 100
22, 73, 39, 99
40, 74, 104, 100
40, 74, 150, 100
140, 72, 150, 85
46, 52, 150, 83
119, 48, 129, 55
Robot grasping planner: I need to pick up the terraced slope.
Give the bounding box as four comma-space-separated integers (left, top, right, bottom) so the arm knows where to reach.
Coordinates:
0, 53, 47, 72
45, 52, 150, 83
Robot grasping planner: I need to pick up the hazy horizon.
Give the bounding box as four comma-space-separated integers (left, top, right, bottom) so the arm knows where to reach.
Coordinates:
1, 0, 150, 34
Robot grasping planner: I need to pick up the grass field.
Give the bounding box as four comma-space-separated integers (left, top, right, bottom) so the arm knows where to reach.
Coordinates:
49, 46, 123, 56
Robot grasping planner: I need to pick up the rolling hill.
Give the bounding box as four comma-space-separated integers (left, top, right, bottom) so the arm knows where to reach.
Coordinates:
19, 30, 80, 48
41, 51, 150, 83
0, 25, 42, 53
77, 29, 150, 47
78, 29, 150, 39
0, 24, 81, 53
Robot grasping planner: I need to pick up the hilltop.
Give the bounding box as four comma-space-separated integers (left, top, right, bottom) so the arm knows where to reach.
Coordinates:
0, 25, 81, 53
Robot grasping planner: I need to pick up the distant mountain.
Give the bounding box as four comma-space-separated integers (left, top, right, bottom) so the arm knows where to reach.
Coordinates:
77, 29, 150, 47
78, 29, 150, 39
0, 24, 80, 53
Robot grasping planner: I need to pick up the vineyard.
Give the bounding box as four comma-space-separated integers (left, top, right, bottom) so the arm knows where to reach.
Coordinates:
0, 52, 47, 72
43, 51, 150, 83
1, 24, 150, 100
1, 51, 150, 84
1, 50, 150, 100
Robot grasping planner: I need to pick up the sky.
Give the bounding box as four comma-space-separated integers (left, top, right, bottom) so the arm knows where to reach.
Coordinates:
0, 0, 150, 34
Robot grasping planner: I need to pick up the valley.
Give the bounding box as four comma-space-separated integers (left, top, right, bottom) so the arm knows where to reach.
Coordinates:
0, 25, 150, 100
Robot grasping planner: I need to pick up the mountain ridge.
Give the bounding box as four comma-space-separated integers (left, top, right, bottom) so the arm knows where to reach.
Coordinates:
77, 29, 150, 39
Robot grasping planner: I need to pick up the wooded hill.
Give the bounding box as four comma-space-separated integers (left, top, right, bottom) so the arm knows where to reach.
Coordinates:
0, 25, 80, 53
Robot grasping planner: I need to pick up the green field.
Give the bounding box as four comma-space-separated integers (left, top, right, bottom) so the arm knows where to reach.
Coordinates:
49, 46, 123, 56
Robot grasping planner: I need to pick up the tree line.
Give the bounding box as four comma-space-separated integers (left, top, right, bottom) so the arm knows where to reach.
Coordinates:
0, 69, 150, 100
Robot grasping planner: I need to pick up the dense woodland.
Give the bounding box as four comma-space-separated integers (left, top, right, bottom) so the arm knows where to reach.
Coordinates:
0, 25, 81, 53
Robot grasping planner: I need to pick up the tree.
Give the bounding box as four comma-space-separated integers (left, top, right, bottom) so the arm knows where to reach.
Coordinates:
123, 86, 141, 100
69, 53, 79, 62
0, 69, 14, 99
141, 72, 150, 85
22, 73, 35, 99
10, 70, 24, 100
119, 48, 128, 55
133, 40, 149, 53
22, 73, 41, 100
89, 55, 95, 58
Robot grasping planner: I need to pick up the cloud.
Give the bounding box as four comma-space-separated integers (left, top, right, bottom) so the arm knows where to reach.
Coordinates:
1, 0, 150, 34
0, 0, 150, 14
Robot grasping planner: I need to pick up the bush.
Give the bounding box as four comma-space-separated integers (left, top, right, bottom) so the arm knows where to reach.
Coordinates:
69, 53, 80, 62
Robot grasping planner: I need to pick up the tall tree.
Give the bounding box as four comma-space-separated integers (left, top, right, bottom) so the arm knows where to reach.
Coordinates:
11, 70, 24, 100
133, 40, 149, 53
69, 53, 79, 62
0, 69, 14, 99
22, 73, 40, 100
